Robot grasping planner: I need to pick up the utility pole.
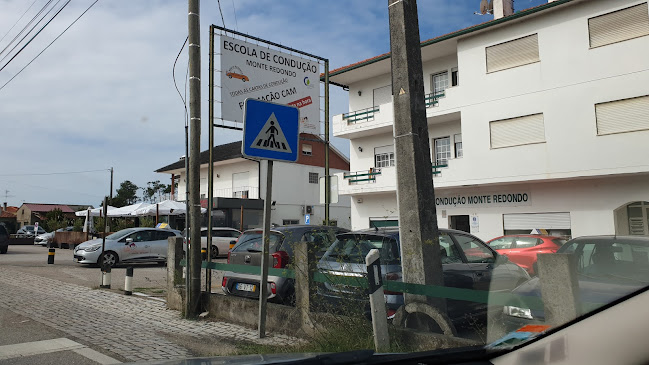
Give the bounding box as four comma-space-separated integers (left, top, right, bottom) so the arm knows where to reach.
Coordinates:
388, 0, 446, 315
206, 24, 215, 294
187, 0, 202, 318
109, 167, 113, 204
324, 60, 330, 225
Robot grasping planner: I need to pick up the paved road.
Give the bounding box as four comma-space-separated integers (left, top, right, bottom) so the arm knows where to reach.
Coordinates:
0, 246, 296, 362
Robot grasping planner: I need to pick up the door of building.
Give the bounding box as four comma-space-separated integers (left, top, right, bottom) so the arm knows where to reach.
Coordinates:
449, 215, 470, 233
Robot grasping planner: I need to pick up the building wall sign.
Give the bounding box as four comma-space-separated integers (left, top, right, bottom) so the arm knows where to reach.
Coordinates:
219, 35, 320, 135
435, 191, 532, 208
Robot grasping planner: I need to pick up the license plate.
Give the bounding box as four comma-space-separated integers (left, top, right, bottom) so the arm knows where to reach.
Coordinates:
236, 283, 256, 292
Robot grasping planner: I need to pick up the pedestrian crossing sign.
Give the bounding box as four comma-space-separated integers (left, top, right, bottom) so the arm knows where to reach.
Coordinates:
242, 98, 299, 162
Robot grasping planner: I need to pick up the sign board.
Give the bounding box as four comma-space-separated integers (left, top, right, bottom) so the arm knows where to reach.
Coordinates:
34, 222, 39, 234
242, 99, 299, 162
219, 35, 320, 135
305, 214, 311, 225
470, 214, 479, 234
435, 191, 532, 208
319, 175, 339, 204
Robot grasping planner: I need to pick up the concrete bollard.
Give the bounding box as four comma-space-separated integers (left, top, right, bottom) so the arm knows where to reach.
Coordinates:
100, 266, 112, 289
47, 248, 55, 264
124, 267, 134, 295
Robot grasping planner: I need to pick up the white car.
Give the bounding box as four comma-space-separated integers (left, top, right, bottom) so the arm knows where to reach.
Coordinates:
74, 227, 182, 268
183, 227, 241, 259
34, 226, 74, 246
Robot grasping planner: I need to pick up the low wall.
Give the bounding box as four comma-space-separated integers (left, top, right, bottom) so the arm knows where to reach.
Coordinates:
9, 236, 34, 245
53, 231, 89, 248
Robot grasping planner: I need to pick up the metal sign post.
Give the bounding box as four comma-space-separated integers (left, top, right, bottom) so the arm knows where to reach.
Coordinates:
242, 98, 299, 338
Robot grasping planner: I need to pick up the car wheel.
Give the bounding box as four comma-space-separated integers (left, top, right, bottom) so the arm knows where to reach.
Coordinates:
210, 245, 219, 260
99, 251, 119, 268
0, 246, 7, 254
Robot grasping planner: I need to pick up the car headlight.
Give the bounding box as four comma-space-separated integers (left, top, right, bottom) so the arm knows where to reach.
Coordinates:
503, 305, 533, 319
83, 245, 101, 252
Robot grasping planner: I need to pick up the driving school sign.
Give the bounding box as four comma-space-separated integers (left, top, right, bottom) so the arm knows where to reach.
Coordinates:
220, 35, 320, 135
435, 191, 532, 208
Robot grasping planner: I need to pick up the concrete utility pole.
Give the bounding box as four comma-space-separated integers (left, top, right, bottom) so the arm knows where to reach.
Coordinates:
324, 60, 330, 225
187, 0, 202, 318
388, 0, 445, 312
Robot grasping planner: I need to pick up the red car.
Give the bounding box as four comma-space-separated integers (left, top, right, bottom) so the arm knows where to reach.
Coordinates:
486, 235, 567, 275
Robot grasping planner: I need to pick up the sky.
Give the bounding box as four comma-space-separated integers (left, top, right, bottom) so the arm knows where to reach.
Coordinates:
0, 0, 548, 208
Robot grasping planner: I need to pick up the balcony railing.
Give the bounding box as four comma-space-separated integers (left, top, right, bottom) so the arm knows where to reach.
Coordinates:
213, 186, 259, 199
425, 91, 445, 108
432, 164, 448, 176
343, 106, 380, 124
343, 168, 382, 184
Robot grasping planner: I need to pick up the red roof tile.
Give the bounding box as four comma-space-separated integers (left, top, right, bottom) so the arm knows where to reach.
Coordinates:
22, 204, 75, 213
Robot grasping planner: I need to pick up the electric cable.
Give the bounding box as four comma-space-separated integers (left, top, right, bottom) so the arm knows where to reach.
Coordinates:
0, 0, 40, 46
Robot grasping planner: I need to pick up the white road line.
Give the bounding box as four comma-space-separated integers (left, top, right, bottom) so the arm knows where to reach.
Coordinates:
132, 292, 167, 303
0, 338, 121, 363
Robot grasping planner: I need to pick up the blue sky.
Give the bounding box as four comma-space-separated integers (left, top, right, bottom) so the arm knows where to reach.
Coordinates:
0, 0, 549, 208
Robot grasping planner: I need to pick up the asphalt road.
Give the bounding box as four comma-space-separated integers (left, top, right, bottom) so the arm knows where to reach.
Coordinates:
0, 244, 227, 296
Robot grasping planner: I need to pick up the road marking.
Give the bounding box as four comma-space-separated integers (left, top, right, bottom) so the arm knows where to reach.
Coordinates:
133, 292, 166, 303
0, 338, 121, 363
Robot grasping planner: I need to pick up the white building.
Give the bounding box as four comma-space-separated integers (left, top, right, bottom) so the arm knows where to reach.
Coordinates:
156, 134, 352, 230
329, 0, 649, 240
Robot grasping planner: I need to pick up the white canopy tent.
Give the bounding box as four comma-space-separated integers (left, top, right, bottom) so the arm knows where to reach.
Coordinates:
131, 200, 205, 216
74, 206, 117, 217
106, 202, 149, 217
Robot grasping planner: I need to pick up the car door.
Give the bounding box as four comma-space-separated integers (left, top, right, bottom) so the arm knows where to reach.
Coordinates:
121, 229, 154, 261
451, 233, 496, 292
152, 230, 177, 259
211, 229, 240, 257
438, 232, 477, 319
507, 236, 541, 272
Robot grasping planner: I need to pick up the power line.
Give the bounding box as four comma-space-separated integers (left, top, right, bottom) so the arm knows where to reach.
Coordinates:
172, 36, 189, 127
0, 0, 71, 73
0, 168, 110, 177
0, 0, 99, 92
0, 0, 40, 46
217, 0, 226, 28
230, 0, 238, 31
0, 0, 55, 58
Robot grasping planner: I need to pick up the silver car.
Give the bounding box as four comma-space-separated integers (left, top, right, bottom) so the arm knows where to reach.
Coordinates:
74, 227, 181, 268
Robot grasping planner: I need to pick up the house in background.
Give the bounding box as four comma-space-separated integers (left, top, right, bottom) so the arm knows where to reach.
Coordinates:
0, 204, 19, 233
156, 133, 352, 230
328, 0, 649, 239
16, 203, 85, 228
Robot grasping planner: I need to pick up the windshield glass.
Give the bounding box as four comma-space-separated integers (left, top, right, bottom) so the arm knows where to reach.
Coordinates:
4, 0, 648, 363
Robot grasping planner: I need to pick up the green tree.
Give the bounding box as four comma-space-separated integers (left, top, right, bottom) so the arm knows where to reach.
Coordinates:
141, 180, 171, 203
110, 180, 140, 207
43, 208, 67, 232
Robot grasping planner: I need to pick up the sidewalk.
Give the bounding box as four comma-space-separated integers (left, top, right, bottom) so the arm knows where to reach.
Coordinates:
0, 266, 297, 362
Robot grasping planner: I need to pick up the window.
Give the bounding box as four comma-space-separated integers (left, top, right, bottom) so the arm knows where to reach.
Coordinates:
434, 137, 451, 166
454, 134, 463, 158
373, 85, 392, 107
308, 172, 319, 184
439, 233, 462, 264
232, 171, 250, 198
282, 219, 299, 226
488, 237, 515, 250
514, 237, 540, 249
451, 67, 459, 87
302, 144, 312, 156
431, 71, 448, 95
588, 3, 649, 48
490, 113, 545, 149
155, 231, 176, 240
374, 145, 395, 168
486, 34, 539, 73
453, 234, 495, 264
596, 95, 649, 136
627, 202, 649, 236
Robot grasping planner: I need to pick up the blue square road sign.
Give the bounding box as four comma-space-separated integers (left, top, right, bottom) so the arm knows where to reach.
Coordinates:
242, 98, 299, 162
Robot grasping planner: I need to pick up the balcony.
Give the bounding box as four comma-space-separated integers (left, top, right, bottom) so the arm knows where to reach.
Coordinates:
337, 163, 453, 196
333, 88, 458, 139
202, 186, 260, 200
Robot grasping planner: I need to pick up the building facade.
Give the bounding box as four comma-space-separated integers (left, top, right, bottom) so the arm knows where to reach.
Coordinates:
329, 0, 649, 240
156, 134, 352, 230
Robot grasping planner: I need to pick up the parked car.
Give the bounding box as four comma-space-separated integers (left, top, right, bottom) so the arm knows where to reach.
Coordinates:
0, 225, 9, 254
316, 227, 531, 323
17, 225, 46, 236
73, 227, 182, 268
487, 234, 567, 275
502, 235, 649, 331
34, 226, 75, 246
222, 225, 349, 304
182, 227, 241, 259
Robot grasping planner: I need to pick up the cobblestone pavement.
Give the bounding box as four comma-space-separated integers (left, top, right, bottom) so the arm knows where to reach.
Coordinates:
0, 266, 297, 362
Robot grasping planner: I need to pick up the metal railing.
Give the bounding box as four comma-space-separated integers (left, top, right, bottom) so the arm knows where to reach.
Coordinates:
343, 168, 382, 184
213, 186, 259, 199
432, 163, 448, 176
343, 106, 380, 124
425, 91, 445, 108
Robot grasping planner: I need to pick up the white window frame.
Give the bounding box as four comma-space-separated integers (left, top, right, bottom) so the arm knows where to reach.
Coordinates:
431, 71, 449, 96
588, 3, 649, 49
454, 134, 463, 158
374, 145, 395, 168
433, 137, 451, 167
486, 33, 540, 73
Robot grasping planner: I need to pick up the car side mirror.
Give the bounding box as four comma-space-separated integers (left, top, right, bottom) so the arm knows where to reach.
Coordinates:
125, 238, 133, 245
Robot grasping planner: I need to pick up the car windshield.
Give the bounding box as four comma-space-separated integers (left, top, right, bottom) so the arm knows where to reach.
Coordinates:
4, 1, 649, 363
323, 234, 400, 265
105, 228, 137, 241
